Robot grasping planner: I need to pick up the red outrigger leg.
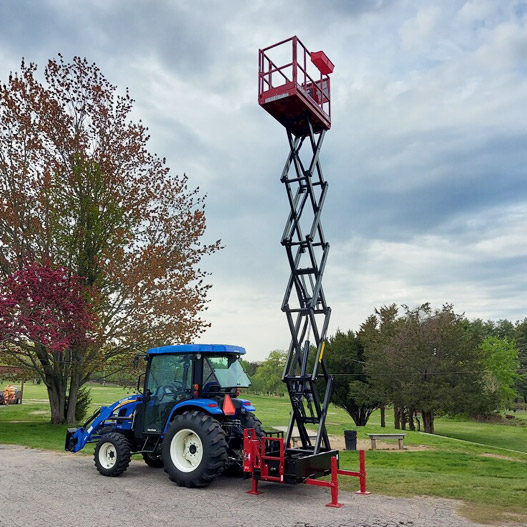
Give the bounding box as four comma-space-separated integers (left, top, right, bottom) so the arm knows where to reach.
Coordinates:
305, 451, 371, 508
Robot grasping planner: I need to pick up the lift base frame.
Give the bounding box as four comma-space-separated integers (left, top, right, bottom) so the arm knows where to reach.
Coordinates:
243, 429, 370, 507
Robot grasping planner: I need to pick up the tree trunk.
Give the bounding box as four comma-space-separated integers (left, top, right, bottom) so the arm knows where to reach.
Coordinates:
399, 407, 407, 430
415, 412, 421, 431
349, 406, 374, 426
66, 374, 81, 425
380, 406, 386, 428
34, 344, 69, 424
46, 377, 67, 425
46, 383, 61, 424
422, 410, 434, 434
394, 406, 400, 429
408, 408, 416, 431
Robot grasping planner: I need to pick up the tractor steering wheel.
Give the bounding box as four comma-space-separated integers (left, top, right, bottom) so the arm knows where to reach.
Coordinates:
156, 383, 184, 401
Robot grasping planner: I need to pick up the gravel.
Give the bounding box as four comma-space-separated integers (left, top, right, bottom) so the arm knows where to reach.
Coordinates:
0, 444, 489, 527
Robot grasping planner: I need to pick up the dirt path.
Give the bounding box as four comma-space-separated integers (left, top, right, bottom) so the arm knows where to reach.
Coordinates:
0, 444, 514, 527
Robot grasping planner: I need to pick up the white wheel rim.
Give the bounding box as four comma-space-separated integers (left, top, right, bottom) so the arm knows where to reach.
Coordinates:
170, 428, 203, 473
99, 443, 117, 469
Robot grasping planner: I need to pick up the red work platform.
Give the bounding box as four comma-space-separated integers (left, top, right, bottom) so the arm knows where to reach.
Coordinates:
258, 36, 334, 137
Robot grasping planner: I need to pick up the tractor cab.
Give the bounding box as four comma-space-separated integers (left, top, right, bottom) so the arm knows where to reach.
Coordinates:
140, 344, 252, 434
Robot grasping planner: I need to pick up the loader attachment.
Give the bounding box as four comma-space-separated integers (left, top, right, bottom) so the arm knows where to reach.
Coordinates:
64, 396, 140, 453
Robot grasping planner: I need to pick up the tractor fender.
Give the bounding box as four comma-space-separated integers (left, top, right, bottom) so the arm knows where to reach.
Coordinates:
236, 398, 256, 412
162, 399, 223, 434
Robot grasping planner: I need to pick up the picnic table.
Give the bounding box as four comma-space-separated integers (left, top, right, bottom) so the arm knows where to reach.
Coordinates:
367, 433, 406, 450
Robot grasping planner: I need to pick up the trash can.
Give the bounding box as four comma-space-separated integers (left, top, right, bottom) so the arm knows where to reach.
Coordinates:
344, 430, 357, 450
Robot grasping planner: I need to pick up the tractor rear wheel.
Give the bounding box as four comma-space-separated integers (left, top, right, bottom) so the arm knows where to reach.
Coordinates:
162, 410, 228, 488
94, 432, 131, 477
241, 412, 264, 437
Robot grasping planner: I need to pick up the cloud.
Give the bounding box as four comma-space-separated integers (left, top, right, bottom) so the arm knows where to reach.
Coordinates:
399, 5, 443, 49
327, 202, 527, 332
0, 0, 525, 361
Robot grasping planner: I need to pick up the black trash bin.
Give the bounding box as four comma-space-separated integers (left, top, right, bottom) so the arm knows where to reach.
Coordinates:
344, 430, 357, 450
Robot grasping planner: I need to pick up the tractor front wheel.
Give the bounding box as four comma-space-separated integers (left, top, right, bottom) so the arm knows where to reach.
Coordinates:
162, 411, 228, 488
94, 432, 131, 477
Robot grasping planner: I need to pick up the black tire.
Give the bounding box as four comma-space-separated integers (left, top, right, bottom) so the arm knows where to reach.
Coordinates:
142, 451, 164, 468
224, 412, 265, 476
94, 432, 131, 477
162, 411, 228, 488
241, 412, 264, 437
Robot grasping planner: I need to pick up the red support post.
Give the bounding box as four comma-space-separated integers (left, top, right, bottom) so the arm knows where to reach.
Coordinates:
327, 455, 344, 508
247, 473, 262, 496
332, 450, 372, 499
356, 449, 371, 495
244, 428, 263, 495
305, 456, 343, 507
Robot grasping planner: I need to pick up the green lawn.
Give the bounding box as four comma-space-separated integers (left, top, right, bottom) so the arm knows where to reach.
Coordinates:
434, 414, 527, 453
1, 384, 526, 524
0, 383, 131, 450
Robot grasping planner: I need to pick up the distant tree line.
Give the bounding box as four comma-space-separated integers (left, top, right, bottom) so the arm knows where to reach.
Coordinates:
247, 303, 526, 434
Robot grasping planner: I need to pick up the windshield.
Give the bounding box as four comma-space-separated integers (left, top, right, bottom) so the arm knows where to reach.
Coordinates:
203, 355, 251, 388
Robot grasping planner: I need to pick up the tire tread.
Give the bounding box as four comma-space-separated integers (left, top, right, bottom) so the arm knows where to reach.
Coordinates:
162, 411, 228, 488
94, 432, 131, 477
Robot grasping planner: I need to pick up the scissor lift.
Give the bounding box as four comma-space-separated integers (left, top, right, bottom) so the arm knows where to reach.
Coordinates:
257, 32, 336, 469
244, 38, 367, 505
260, 34, 335, 459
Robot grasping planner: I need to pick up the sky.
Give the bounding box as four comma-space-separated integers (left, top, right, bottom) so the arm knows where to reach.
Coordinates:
0, 0, 526, 361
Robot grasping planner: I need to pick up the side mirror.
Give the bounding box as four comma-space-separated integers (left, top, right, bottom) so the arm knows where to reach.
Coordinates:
133, 353, 148, 368
136, 372, 145, 394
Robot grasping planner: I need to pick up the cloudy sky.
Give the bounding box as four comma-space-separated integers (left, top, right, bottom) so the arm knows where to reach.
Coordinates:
1, 0, 525, 361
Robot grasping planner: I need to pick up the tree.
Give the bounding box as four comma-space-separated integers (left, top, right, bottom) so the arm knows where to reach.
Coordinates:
469, 317, 527, 404
0, 56, 220, 424
323, 329, 380, 426
240, 358, 259, 378
365, 304, 486, 433
512, 319, 527, 403
250, 350, 287, 395
358, 305, 401, 427
401, 304, 486, 432
480, 336, 520, 409
0, 264, 95, 422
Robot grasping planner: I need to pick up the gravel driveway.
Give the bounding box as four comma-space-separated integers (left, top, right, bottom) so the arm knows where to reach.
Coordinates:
0, 444, 490, 527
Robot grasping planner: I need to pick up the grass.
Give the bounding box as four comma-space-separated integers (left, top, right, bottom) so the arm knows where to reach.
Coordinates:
1, 383, 526, 524
434, 414, 527, 453
0, 382, 131, 450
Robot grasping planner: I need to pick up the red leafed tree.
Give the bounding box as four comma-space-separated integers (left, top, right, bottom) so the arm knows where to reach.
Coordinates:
0, 56, 221, 424
0, 264, 95, 422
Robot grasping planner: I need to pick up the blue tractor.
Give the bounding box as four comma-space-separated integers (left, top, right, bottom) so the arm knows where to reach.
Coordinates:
65, 344, 263, 488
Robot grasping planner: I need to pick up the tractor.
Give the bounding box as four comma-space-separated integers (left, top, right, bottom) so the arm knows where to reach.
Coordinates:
65, 344, 263, 488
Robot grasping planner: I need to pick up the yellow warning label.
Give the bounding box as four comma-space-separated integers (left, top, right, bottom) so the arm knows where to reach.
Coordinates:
318, 341, 326, 362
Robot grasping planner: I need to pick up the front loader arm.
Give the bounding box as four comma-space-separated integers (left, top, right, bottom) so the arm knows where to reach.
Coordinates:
65, 394, 141, 453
